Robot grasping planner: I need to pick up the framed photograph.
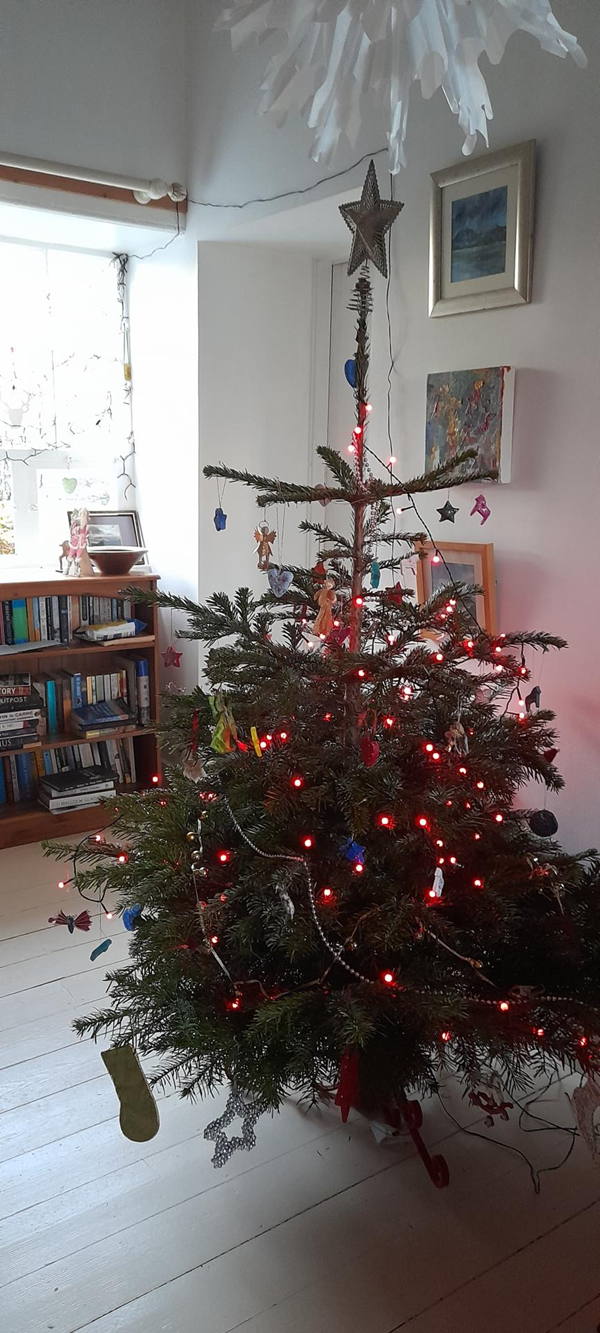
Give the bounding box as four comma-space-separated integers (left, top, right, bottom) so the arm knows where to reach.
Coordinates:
429, 140, 535, 317
415, 542, 497, 634
68, 509, 148, 566
425, 366, 514, 482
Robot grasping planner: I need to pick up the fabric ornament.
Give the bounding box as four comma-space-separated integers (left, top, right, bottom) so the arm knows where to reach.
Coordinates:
445, 719, 468, 754
216, 1, 585, 174
312, 484, 332, 507
122, 904, 142, 931
204, 1086, 268, 1168
525, 685, 541, 714
386, 582, 404, 606
162, 644, 182, 668
572, 1077, 600, 1165
344, 358, 357, 387
48, 909, 92, 933
209, 692, 238, 754
370, 560, 381, 589
470, 493, 491, 525
335, 1048, 360, 1124
429, 866, 444, 900
267, 565, 294, 597
213, 506, 227, 531
101, 1045, 160, 1143
341, 837, 365, 863
90, 938, 112, 962
437, 499, 459, 523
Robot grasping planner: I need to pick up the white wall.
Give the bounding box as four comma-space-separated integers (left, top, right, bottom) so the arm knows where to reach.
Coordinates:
0, 0, 186, 183
327, 6, 600, 852
129, 233, 200, 692
196, 245, 319, 608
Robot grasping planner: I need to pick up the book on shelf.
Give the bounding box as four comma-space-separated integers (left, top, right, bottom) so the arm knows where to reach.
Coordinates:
71, 699, 135, 735
1, 736, 136, 807
0, 595, 136, 650
38, 788, 116, 813
0, 673, 32, 698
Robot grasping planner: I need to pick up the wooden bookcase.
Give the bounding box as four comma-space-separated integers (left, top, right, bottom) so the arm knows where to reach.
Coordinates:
0, 570, 161, 848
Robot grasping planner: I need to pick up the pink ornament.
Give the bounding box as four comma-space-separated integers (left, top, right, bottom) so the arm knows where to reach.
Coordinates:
470, 494, 491, 525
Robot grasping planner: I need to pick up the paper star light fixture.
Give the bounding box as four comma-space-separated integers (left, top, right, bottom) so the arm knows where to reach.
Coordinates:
217, 0, 586, 172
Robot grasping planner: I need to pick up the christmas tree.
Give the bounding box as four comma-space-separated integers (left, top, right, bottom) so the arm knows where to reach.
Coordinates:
50, 163, 600, 1180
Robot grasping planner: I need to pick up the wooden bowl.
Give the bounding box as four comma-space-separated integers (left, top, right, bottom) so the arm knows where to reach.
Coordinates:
89, 547, 147, 577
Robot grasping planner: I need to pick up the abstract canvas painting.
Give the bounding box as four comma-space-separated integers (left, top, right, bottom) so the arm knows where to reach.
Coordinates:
425, 366, 514, 481
451, 186, 508, 282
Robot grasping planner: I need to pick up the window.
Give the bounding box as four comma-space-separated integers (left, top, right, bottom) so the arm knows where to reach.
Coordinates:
0, 240, 132, 566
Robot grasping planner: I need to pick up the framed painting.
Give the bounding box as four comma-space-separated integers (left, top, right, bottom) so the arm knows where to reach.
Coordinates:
68, 509, 148, 566
415, 542, 497, 635
425, 366, 514, 482
429, 140, 535, 316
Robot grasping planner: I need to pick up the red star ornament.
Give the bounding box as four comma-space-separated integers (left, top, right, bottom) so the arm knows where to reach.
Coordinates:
162, 644, 182, 668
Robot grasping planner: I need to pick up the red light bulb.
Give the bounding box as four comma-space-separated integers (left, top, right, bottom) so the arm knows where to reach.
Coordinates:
579, 1036, 588, 1048
302, 836, 314, 850
535, 1027, 545, 1037
440, 1030, 451, 1042
291, 776, 304, 789
499, 1000, 510, 1012
425, 743, 434, 753
473, 878, 483, 888
465, 639, 474, 650
432, 554, 441, 565
378, 814, 392, 828
382, 971, 394, 985
435, 652, 444, 663
354, 595, 364, 607
58, 880, 66, 890
476, 781, 485, 790
218, 851, 231, 863
118, 853, 128, 864
435, 839, 444, 848
260, 739, 268, 750
348, 442, 357, 454
357, 668, 367, 679
324, 713, 332, 721
105, 911, 113, 921
458, 766, 468, 776
417, 816, 428, 828
432, 751, 441, 761
353, 861, 365, 875
474, 832, 481, 841
94, 834, 103, 843
428, 888, 438, 899
449, 856, 457, 866
210, 934, 219, 945
384, 716, 395, 728
354, 425, 363, 437
151, 775, 160, 785
322, 886, 333, 900
228, 998, 241, 1011
279, 731, 288, 741
495, 813, 504, 823
494, 646, 502, 655
387, 455, 397, 466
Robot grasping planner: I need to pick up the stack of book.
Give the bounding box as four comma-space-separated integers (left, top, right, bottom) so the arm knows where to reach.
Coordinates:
37, 766, 116, 815
0, 673, 44, 756
0, 593, 135, 646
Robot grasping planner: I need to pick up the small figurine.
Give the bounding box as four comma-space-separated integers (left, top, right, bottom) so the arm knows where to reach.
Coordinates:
64, 507, 94, 577
445, 718, 469, 755
254, 522, 276, 571
313, 576, 337, 637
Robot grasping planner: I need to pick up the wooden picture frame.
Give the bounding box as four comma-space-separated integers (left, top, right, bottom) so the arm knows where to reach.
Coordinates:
429, 140, 535, 317
68, 510, 148, 567
415, 542, 497, 635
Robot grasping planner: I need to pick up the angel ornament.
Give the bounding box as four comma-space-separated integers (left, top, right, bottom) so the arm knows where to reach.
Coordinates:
446, 717, 468, 755
313, 576, 337, 638
255, 522, 276, 571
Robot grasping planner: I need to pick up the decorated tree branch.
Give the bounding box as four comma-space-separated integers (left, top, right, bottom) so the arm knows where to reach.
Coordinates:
47, 162, 600, 1186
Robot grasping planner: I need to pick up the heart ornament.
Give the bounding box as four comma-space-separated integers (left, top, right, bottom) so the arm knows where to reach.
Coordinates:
268, 566, 293, 598
62, 477, 77, 495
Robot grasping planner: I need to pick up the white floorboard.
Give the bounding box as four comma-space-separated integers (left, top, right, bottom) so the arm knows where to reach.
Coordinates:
1, 840, 599, 1333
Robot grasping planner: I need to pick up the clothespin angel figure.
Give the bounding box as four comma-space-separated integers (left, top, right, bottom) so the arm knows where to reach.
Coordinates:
255, 521, 276, 571
66, 507, 95, 577
313, 575, 337, 638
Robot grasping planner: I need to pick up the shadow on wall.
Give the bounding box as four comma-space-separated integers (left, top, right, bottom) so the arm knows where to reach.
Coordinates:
510, 367, 572, 491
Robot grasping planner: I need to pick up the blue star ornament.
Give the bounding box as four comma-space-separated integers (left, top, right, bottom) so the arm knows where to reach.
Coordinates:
341, 837, 365, 864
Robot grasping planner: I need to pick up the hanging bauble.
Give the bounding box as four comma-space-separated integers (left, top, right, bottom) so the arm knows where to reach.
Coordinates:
334, 1048, 360, 1124
344, 358, 357, 388
528, 810, 559, 838
360, 734, 380, 768
216, 2, 585, 174
213, 507, 227, 531
162, 644, 182, 668
370, 560, 381, 589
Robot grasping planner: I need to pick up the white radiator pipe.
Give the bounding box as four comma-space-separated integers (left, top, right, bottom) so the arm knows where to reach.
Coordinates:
0, 150, 187, 204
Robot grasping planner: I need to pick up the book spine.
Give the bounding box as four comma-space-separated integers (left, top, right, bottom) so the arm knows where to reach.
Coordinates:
0, 706, 42, 723
0, 685, 31, 699
46, 680, 58, 733
32, 598, 41, 642
135, 658, 151, 726
123, 597, 132, 620
9, 753, 19, 800
34, 749, 45, 777
70, 672, 83, 710
2, 601, 14, 646
0, 716, 39, 734
51, 596, 61, 642
58, 595, 69, 644
11, 599, 29, 644
80, 595, 89, 627
16, 752, 33, 801
126, 736, 137, 784
104, 673, 113, 701
0, 733, 39, 753
0, 758, 5, 804
42, 791, 110, 812
70, 597, 80, 636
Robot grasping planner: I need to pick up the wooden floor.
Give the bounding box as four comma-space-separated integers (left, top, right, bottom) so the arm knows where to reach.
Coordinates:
1, 839, 599, 1333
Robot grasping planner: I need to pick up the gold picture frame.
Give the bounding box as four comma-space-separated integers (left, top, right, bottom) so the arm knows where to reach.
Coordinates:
429, 140, 535, 317
415, 541, 497, 635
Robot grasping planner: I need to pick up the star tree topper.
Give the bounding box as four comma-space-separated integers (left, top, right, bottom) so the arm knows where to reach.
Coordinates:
339, 161, 403, 278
